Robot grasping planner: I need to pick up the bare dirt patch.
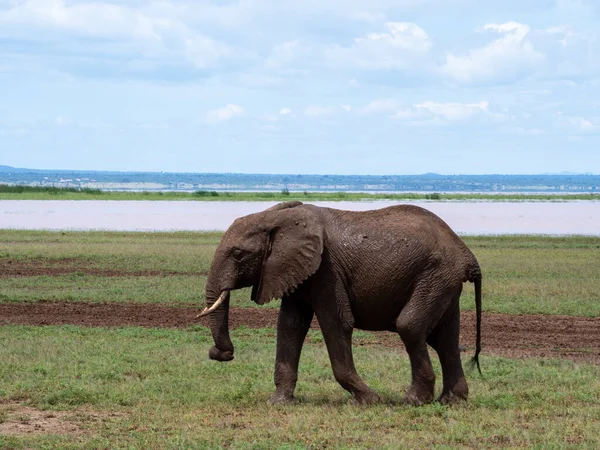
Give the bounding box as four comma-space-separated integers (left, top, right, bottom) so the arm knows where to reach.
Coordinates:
1, 302, 599, 364
0, 258, 206, 278
0, 403, 121, 436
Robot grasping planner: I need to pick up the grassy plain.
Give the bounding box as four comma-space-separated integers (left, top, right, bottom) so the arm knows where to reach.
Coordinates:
1, 326, 599, 449
1, 231, 599, 316
1, 231, 600, 448
1, 184, 599, 201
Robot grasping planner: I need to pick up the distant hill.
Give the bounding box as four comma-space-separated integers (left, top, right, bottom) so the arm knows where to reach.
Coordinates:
0, 165, 32, 173
0, 166, 598, 193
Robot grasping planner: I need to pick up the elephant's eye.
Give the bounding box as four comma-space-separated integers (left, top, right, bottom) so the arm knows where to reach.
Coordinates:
231, 248, 246, 261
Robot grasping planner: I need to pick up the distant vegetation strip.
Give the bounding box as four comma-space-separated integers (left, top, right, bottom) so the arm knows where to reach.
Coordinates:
1, 184, 599, 201
0, 184, 103, 195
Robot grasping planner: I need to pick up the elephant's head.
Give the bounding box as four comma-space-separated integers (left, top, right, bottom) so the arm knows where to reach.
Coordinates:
200, 201, 324, 361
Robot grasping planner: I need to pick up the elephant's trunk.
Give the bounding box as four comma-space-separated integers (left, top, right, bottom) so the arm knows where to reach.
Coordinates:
205, 285, 234, 362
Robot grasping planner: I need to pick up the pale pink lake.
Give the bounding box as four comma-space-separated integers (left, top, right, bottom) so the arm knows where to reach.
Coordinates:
1, 200, 599, 235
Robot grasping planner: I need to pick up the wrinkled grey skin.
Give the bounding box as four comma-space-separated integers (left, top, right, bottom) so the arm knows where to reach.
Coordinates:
205, 201, 482, 406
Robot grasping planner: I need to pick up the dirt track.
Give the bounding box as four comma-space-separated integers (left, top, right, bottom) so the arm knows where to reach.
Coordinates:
1, 302, 599, 364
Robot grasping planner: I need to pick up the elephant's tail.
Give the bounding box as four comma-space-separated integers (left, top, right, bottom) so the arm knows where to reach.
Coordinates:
468, 272, 482, 375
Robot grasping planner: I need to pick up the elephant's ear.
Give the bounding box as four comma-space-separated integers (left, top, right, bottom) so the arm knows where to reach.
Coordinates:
254, 207, 323, 305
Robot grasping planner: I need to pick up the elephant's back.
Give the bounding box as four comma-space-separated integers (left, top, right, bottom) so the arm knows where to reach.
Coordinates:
322, 203, 462, 242
370, 204, 478, 268
321, 203, 478, 281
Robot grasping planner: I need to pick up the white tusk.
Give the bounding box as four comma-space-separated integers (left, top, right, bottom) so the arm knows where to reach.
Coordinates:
195, 291, 228, 319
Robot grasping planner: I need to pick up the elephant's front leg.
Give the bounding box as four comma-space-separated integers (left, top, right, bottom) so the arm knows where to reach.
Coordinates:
315, 307, 381, 405
270, 295, 314, 404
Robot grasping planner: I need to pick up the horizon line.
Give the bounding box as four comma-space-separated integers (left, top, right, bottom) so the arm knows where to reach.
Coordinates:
1, 165, 598, 177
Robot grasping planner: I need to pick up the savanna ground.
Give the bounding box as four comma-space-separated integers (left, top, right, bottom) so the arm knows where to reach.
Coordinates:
0, 230, 599, 448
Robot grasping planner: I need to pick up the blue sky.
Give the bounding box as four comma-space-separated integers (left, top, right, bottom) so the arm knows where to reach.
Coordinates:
0, 0, 599, 175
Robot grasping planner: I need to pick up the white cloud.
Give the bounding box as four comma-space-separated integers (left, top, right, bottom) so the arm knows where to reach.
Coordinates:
0, 0, 234, 68
264, 40, 300, 69
357, 98, 398, 115
0, 0, 161, 40
237, 73, 283, 88
391, 100, 493, 124
509, 127, 545, 135
538, 24, 600, 79
571, 116, 598, 131
304, 105, 334, 118
350, 11, 387, 24
366, 22, 431, 51
441, 21, 544, 83
262, 107, 294, 122
392, 109, 423, 120
483, 22, 528, 36
184, 36, 232, 68
326, 22, 431, 69
205, 104, 245, 123
542, 25, 595, 47
415, 101, 489, 120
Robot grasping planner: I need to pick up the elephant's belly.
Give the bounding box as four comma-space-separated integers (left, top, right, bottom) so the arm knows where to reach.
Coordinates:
345, 275, 413, 331
351, 299, 406, 332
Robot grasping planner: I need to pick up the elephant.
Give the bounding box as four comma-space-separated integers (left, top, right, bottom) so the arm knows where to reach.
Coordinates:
198, 201, 482, 406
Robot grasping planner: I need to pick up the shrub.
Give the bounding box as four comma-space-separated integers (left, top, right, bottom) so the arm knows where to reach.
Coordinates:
193, 190, 219, 197
0, 184, 102, 195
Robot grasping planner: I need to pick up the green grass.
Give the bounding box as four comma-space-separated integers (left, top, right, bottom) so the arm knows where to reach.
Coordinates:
1, 231, 599, 315
0, 325, 599, 449
1, 184, 599, 201
460, 235, 600, 316
0, 230, 221, 273
2, 231, 599, 447
0, 275, 254, 306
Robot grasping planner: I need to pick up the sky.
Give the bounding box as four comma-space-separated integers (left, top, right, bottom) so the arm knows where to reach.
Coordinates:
0, 0, 599, 175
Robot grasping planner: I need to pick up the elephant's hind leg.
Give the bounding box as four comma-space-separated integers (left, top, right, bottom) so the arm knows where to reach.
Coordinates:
395, 280, 456, 406
427, 292, 469, 404
270, 295, 314, 404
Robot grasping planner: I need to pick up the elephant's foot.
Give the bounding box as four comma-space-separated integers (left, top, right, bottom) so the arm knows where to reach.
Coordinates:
353, 389, 381, 406
269, 392, 297, 405
438, 376, 469, 405
437, 378, 468, 405
437, 390, 467, 405
403, 386, 434, 406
